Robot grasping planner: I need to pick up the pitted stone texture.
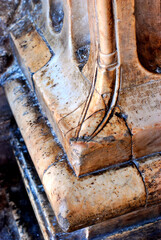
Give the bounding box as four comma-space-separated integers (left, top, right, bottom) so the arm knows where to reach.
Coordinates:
5, 79, 146, 232
10, 18, 51, 87
43, 162, 146, 232
8, 0, 134, 177
33, 55, 131, 176
119, 80, 161, 158
66, 107, 131, 176
5, 79, 60, 179
138, 155, 161, 205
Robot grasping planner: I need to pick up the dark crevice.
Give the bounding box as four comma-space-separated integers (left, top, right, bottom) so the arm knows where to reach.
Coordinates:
115, 106, 132, 136
76, 44, 90, 70
133, 152, 161, 163
117, 105, 133, 160
50, 0, 64, 33
78, 160, 133, 178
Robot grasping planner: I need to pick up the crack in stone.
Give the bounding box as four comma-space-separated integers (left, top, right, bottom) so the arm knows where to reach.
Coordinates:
64, 109, 105, 138
75, 66, 98, 139
57, 101, 85, 125
132, 160, 148, 207
87, 67, 121, 141
117, 104, 133, 159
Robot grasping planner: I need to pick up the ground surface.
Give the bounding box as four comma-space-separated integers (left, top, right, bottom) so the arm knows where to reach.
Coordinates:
0, 87, 43, 240
0, 154, 43, 240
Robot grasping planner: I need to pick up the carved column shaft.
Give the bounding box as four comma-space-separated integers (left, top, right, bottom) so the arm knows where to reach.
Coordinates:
96, 0, 116, 66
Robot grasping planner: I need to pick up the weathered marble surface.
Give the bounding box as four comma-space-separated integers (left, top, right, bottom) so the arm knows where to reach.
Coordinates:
1, 0, 161, 235
5, 78, 161, 232
11, 128, 161, 239
7, 0, 161, 176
